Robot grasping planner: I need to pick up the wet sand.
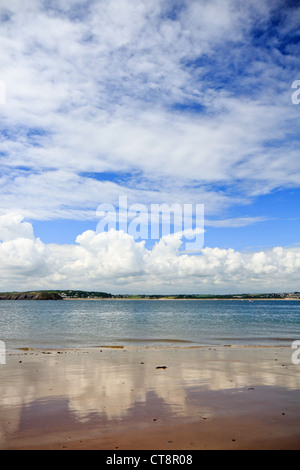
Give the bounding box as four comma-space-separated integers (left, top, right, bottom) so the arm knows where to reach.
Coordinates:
1, 346, 300, 450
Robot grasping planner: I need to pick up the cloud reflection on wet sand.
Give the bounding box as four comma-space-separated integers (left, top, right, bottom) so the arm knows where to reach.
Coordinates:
1, 346, 300, 449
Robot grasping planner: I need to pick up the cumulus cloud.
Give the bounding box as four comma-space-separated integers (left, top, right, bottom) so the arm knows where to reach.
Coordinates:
0, 213, 34, 241
0, 215, 55, 284
0, 214, 299, 293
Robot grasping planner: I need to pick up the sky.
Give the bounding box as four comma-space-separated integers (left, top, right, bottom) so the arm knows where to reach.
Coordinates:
0, 0, 299, 294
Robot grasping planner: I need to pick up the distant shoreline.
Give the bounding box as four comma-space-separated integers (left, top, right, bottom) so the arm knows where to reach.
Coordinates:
0, 290, 299, 301
62, 297, 300, 301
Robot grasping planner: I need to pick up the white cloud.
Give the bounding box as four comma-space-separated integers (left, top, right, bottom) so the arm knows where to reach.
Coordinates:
0, 215, 55, 283
0, 213, 34, 241
0, 237, 50, 274
205, 216, 269, 228
0, 1, 299, 221
0, 169, 246, 221
0, 215, 299, 293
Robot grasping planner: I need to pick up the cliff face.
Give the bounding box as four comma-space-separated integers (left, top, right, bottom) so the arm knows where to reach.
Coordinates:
0, 292, 63, 300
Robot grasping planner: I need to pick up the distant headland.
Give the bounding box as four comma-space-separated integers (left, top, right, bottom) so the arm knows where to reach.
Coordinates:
0, 291, 63, 300
0, 290, 299, 300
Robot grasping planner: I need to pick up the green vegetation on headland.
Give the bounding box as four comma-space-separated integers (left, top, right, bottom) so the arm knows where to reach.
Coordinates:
0, 290, 111, 300
0, 291, 63, 300
120, 293, 300, 300
0, 290, 299, 300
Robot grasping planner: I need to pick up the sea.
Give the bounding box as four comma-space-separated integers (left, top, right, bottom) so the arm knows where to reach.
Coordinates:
1, 299, 300, 351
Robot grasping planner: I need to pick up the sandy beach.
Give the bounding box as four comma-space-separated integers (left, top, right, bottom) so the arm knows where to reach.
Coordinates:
1, 345, 300, 450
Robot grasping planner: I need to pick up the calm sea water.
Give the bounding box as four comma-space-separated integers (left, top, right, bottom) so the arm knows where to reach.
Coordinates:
0, 299, 300, 350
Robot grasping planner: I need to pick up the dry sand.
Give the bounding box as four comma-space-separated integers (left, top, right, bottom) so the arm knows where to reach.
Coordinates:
0, 345, 300, 450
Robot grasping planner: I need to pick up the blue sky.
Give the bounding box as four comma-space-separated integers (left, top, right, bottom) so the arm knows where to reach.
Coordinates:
32, 187, 300, 252
0, 0, 299, 293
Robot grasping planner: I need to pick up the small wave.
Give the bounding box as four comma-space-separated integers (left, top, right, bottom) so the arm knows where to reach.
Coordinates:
117, 338, 193, 343
218, 337, 296, 342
